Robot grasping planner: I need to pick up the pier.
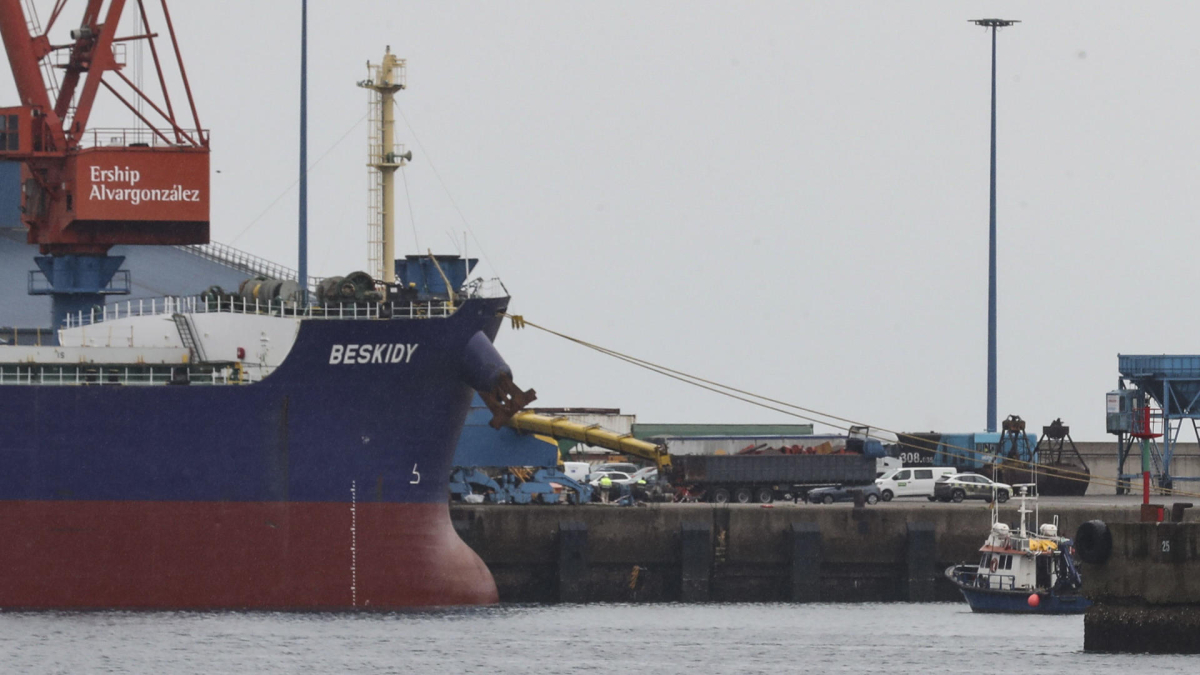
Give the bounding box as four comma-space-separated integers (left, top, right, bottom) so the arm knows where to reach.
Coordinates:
451, 500, 1163, 604
1080, 513, 1200, 654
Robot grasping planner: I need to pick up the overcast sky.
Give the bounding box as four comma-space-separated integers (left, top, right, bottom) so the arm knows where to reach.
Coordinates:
6, 1, 1200, 440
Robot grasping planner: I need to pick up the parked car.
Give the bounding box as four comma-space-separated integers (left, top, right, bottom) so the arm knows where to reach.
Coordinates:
630, 466, 658, 483
875, 466, 957, 501
807, 484, 882, 505
588, 471, 636, 487
932, 473, 1012, 503
588, 462, 639, 480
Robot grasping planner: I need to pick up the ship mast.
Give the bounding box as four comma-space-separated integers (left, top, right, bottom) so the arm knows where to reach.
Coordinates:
358, 48, 411, 283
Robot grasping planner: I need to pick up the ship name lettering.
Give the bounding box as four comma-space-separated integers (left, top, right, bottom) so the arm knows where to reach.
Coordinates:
328, 343, 419, 365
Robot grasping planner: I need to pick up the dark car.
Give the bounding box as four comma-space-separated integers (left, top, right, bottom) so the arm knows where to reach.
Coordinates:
807, 484, 881, 505
932, 473, 1012, 503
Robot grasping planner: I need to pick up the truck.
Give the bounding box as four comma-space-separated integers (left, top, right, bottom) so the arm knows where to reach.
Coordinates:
669, 453, 877, 504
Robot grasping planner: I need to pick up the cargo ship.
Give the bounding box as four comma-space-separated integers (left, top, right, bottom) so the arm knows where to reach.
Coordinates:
0, 274, 532, 609
0, 3, 531, 608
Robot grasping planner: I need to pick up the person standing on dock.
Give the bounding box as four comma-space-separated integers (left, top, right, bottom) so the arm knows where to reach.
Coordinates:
599, 475, 613, 503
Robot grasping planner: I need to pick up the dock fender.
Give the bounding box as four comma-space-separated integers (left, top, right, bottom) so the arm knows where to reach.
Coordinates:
459, 331, 511, 393
1074, 520, 1112, 565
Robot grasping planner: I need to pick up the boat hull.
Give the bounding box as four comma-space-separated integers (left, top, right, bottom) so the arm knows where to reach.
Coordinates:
956, 585, 1091, 614
0, 296, 510, 609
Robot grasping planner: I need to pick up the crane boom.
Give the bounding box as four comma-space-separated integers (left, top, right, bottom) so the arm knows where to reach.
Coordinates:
508, 412, 671, 471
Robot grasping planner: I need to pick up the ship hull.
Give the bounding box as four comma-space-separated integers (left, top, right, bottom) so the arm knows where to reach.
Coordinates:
0, 500, 495, 608
0, 296, 510, 609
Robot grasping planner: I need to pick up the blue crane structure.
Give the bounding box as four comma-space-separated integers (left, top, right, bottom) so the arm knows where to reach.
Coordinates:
1107, 355, 1200, 492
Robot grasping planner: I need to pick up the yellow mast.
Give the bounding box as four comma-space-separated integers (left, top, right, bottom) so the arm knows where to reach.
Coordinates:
359, 47, 411, 283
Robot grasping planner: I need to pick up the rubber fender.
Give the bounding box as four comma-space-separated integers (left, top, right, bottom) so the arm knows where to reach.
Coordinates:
1074, 520, 1112, 565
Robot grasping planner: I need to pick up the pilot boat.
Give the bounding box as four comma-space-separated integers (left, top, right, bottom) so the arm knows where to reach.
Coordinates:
944, 485, 1090, 613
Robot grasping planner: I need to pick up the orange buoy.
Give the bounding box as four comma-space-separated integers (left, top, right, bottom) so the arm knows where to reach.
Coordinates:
1027, 593, 1040, 608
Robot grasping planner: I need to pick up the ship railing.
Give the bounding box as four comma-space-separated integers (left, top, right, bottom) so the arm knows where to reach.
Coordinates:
61, 295, 457, 329
975, 571, 1018, 591
79, 126, 209, 149
177, 242, 323, 292
462, 277, 508, 299
0, 364, 265, 387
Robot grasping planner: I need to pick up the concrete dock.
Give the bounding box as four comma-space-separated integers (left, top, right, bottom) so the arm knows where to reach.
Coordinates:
451, 498, 1172, 604
1080, 514, 1200, 654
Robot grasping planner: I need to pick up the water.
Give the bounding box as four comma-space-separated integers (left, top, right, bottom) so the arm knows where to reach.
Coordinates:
0, 603, 1192, 674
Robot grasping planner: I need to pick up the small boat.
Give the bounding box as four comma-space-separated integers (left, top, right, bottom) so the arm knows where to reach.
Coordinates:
944, 484, 1090, 614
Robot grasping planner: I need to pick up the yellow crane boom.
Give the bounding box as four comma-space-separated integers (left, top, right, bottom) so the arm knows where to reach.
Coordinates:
508, 412, 671, 471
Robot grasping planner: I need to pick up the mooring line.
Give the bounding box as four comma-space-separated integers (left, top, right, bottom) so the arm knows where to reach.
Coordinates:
501, 313, 1200, 499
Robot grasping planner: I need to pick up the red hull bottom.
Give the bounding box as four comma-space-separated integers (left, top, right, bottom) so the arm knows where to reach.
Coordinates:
0, 501, 498, 609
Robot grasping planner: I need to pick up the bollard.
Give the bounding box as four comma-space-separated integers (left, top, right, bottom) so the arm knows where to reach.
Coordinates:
680, 521, 713, 602
1171, 502, 1194, 523
904, 521, 937, 602
789, 521, 822, 602
558, 521, 588, 603
851, 489, 865, 509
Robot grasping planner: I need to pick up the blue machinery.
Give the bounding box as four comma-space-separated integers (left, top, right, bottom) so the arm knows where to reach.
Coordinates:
1107, 355, 1200, 492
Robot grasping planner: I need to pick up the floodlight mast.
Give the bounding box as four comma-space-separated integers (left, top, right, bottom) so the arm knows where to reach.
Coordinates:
969, 18, 1019, 434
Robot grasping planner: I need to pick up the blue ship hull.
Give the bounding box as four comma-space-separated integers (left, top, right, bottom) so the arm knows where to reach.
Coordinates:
0, 296, 516, 609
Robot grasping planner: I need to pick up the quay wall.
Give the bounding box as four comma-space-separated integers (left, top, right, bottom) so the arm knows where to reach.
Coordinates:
451, 502, 1153, 604
1082, 520, 1200, 654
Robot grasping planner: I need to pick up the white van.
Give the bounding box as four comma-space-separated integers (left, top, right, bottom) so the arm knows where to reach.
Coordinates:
562, 462, 591, 483
875, 467, 957, 501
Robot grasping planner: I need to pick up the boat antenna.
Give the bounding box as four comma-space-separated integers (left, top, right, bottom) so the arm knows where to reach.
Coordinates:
298, 0, 309, 304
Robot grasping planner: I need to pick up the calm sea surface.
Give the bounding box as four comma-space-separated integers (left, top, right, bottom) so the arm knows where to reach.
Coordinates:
0, 603, 1192, 674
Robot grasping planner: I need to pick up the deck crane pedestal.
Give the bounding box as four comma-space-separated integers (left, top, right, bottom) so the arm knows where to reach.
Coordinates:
0, 0, 209, 327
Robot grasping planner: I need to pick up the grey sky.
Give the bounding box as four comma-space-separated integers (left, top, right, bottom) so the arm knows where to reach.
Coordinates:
4, 1, 1198, 440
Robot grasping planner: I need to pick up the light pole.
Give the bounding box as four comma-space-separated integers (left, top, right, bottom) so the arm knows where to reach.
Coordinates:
970, 18, 1019, 434
298, 0, 309, 304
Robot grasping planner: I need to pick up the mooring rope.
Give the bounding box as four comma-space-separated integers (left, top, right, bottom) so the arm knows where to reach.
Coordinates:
500, 313, 1200, 500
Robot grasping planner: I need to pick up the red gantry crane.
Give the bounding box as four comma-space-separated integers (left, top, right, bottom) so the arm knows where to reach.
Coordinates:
0, 0, 208, 326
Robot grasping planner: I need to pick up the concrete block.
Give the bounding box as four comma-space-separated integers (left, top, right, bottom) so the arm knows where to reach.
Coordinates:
680, 521, 712, 602
558, 520, 588, 603
1086, 604, 1200, 654
904, 521, 937, 602
1154, 522, 1190, 565
788, 521, 822, 602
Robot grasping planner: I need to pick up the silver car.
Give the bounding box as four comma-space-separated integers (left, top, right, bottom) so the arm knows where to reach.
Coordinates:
933, 473, 1012, 503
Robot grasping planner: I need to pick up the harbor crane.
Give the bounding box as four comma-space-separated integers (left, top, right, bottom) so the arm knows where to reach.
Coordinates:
0, 0, 209, 326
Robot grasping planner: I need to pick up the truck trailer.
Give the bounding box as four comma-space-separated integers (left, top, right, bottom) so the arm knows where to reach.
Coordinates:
669, 453, 877, 504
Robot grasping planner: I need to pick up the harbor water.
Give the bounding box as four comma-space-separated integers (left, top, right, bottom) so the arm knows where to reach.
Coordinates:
0, 603, 1193, 674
